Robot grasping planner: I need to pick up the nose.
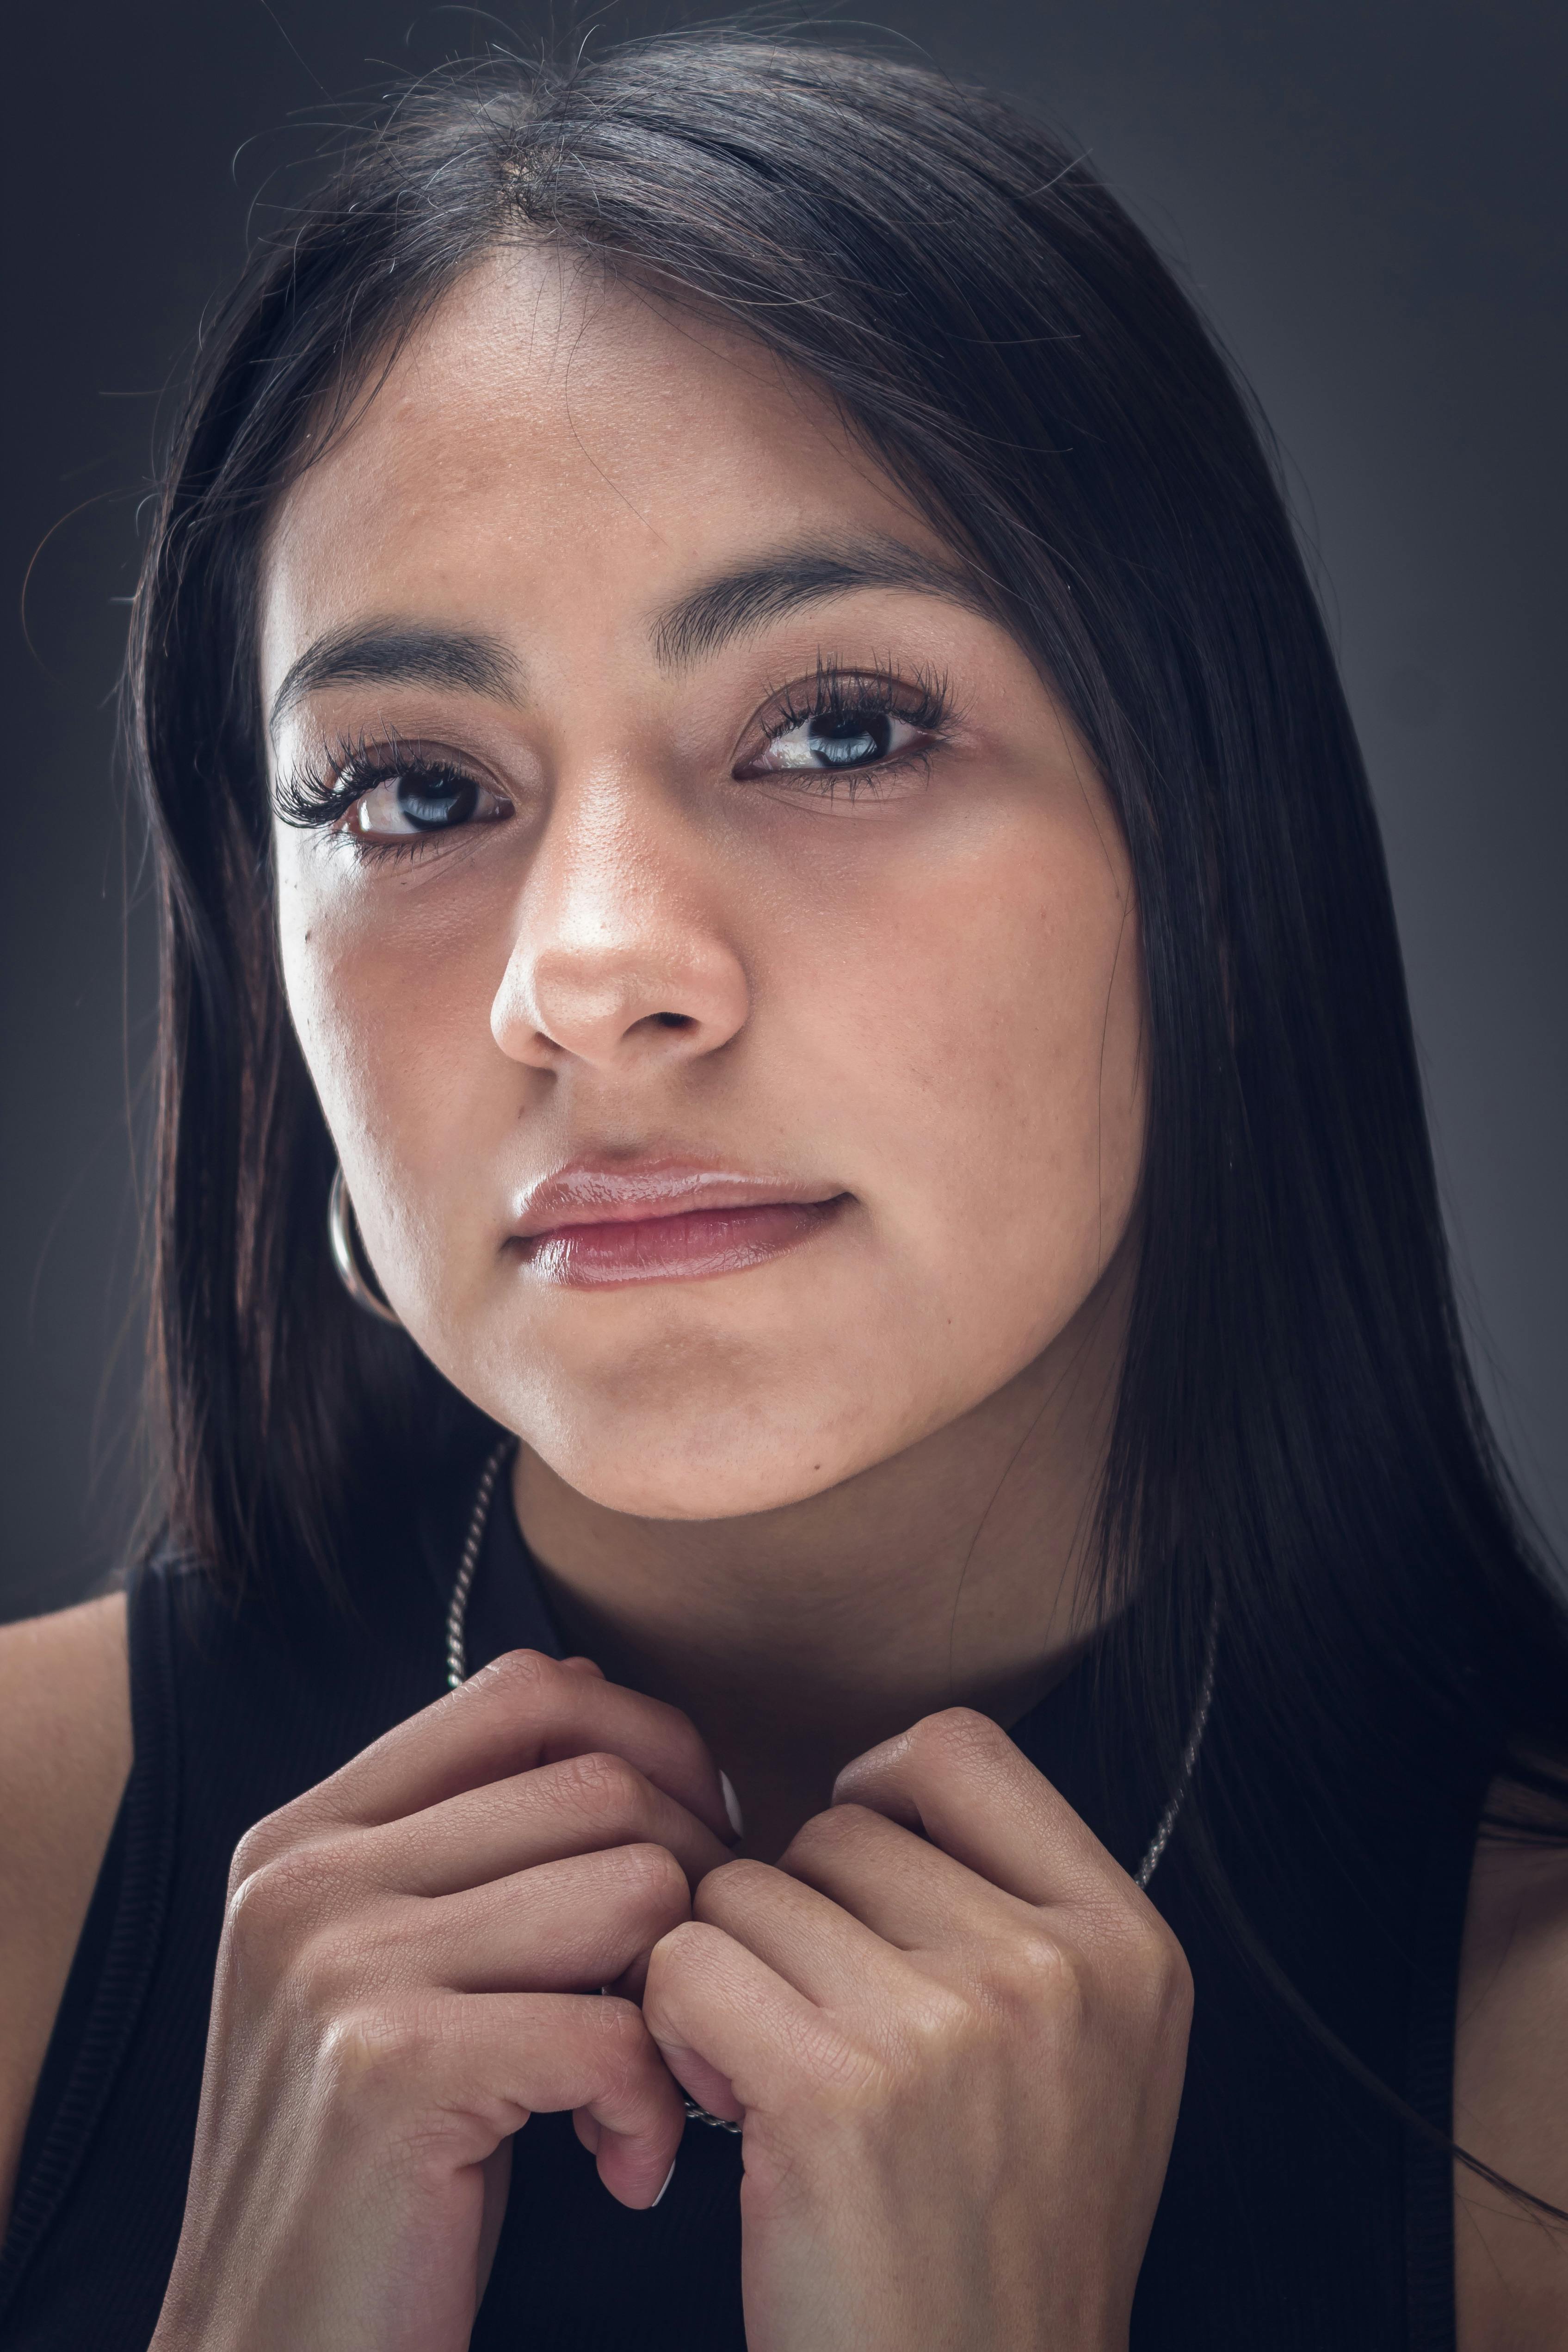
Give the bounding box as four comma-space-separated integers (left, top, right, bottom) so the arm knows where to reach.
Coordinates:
490, 779, 750, 1074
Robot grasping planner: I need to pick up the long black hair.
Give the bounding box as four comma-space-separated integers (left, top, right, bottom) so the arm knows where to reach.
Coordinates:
127, 24, 1568, 2182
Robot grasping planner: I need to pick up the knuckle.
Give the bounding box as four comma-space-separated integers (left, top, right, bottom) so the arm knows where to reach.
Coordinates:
1001, 1919, 1072, 1984
227, 1810, 295, 1894
225, 1842, 333, 1952
691, 1856, 772, 1923
610, 1840, 691, 1920
625, 1698, 716, 1796
1016, 1920, 1076, 1984
589, 1992, 654, 2082
317, 1998, 438, 2094
979, 1909, 1191, 2046
596, 1989, 650, 2048
469, 1645, 559, 1707
643, 1914, 707, 1991
1096, 1894, 1190, 1999
989, 1928, 1087, 2026
557, 1747, 644, 1817
585, 1844, 691, 1938
902, 1978, 983, 2058
903, 1706, 1000, 1770
784, 1803, 869, 1866
293, 1918, 388, 2011
793, 2033, 891, 2112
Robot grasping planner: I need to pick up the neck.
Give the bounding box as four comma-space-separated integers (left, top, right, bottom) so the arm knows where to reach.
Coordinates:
511, 1261, 1129, 1860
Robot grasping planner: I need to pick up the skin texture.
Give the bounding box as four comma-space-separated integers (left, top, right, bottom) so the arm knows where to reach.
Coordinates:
0, 247, 1564, 2346
1454, 1811, 1568, 2345
263, 251, 1148, 1858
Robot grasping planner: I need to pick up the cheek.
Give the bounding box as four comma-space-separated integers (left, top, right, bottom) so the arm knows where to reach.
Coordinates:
794, 823, 1145, 1363
277, 850, 387, 1147
274, 841, 502, 1256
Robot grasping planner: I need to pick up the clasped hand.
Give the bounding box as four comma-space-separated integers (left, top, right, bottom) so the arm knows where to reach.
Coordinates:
151, 1650, 1191, 2352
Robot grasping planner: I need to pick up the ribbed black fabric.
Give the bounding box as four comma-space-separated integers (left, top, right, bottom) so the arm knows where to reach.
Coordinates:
0, 1466, 1478, 2349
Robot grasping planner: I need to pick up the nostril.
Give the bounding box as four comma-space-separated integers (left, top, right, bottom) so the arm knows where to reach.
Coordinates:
652, 1011, 694, 1030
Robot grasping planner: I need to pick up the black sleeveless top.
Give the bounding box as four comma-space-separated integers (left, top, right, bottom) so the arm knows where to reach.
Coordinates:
0, 1464, 1477, 2350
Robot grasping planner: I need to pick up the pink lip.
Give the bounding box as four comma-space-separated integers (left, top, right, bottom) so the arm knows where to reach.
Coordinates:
509, 1161, 850, 1289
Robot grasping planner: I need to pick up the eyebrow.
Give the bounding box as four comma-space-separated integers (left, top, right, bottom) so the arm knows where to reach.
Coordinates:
267, 624, 522, 734
651, 537, 992, 669
267, 538, 989, 731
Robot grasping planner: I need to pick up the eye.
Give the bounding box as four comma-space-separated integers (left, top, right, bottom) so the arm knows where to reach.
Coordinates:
733, 666, 952, 789
743, 704, 930, 777
345, 764, 509, 840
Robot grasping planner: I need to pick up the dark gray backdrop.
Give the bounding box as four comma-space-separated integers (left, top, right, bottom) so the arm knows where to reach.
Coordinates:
4, 0, 1564, 1622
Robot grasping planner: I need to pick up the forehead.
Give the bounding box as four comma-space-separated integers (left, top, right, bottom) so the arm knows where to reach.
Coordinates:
259, 248, 935, 695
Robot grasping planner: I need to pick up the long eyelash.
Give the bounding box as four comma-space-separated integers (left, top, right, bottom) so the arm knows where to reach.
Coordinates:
767, 657, 952, 741
759, 658, 956, 795
273, 730, 407, 831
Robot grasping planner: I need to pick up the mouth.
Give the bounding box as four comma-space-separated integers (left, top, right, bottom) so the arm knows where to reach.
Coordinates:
508, 1161, 852, 1290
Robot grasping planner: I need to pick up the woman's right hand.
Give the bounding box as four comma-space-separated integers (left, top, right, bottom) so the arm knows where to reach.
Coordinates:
148, 1648, 735, 2352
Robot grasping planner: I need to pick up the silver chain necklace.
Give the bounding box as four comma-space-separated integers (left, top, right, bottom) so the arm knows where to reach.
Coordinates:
446, 1437, 1215, 2131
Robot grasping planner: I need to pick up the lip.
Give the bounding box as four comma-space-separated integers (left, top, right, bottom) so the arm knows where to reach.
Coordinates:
508, 1160, 850, 1289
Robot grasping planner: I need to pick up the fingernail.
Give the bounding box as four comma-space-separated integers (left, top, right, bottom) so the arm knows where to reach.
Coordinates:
719, 1770, 744, 1841
652, 2157, 678, 2208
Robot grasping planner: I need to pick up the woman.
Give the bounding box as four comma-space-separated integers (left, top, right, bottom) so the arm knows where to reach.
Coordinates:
0, 31, 1563, 2350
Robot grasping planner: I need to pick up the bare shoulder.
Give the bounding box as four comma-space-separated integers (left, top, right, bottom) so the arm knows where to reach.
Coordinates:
0, 1593, 131, 2229
1455, 1773, 1568, 2352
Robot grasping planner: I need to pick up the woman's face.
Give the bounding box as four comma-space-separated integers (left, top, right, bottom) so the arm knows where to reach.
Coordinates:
262, 253, 1145, 1520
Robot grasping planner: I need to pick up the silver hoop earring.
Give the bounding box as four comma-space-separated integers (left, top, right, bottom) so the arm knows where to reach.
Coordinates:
327, 1166, 402, 1327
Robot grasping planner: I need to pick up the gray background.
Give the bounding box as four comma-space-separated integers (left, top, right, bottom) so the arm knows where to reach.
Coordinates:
3, 0, 1563, 1621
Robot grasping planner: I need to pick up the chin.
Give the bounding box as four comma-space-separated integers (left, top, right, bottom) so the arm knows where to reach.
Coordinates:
459, 1291, 904, 1519
494, 1360, 895, 1520
537, 1421, 864, 1522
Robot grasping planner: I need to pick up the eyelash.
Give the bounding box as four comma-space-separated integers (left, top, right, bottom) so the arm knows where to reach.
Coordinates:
272, 662, 955, 858
272, 730, 469, 850
746, 660, 953, 796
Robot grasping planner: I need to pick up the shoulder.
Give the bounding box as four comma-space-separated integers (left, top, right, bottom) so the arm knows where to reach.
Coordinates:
1455, 1773, 1568, 2352
0, 1593, 131, 2230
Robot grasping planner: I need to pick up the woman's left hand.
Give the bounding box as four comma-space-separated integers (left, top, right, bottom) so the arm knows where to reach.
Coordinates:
641, 1708, 1191, 2352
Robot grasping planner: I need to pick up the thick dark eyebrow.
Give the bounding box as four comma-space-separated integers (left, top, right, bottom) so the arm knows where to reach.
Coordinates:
267, 624, 522, 734
651, 538, 992, 669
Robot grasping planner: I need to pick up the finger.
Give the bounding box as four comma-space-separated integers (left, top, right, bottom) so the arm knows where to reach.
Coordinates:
411, 1990, 685, 2207
778, 1802, 1027, 1950
642, 1920, 844, 2117
648, 2039, 742, 2125
360, 1749, 731, 1896
693, 1858, 900, 2007
832, 1708, 1127, 1909
559, 1655, 605, 1679
392, 1844, 693, 1993
271, 1649, 735, 1850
